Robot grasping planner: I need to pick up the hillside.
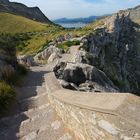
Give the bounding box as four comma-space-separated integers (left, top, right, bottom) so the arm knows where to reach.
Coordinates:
0, 12, 64, 55
0, 12, 51, 33
0, 0, 52, 24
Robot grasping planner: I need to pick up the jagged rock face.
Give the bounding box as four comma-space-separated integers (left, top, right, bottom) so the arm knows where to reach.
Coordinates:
54, 62, 118, 92
119, 5, 140, 24
83, 14, 140, 94
47, 52, 61, 63
0, 0, 52, 24
34, 45, 63, 63
17, 55, 37, 67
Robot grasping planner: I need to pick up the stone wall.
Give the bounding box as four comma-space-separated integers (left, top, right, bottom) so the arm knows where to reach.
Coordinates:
45, 71, 140, 140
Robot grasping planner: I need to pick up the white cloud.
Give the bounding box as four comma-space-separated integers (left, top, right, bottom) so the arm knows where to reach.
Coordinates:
10, 0, 140, 19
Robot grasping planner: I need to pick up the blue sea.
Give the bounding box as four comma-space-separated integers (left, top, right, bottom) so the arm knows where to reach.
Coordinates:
58, 22, 87, 28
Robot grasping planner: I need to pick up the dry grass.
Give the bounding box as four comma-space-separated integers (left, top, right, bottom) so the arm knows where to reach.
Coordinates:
0, 12, 49, 33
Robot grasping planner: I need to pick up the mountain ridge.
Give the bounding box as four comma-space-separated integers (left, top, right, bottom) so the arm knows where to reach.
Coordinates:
53, 16, 100, 24
0, 0, 52, 24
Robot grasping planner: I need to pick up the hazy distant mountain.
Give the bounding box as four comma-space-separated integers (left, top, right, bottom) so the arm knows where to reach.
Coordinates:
0, 0, 52, 24
53, 16, 100, 24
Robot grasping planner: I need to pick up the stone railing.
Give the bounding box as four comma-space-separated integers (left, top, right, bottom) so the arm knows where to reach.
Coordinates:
45, 71, 140, 140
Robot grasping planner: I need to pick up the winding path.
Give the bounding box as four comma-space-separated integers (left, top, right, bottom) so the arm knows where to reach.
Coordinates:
0, 65, 77, 140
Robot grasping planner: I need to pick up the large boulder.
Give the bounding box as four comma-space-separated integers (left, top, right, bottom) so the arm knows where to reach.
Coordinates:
54, 62, 118, 92
63, 64, 86, 85
34, 45, 63, 62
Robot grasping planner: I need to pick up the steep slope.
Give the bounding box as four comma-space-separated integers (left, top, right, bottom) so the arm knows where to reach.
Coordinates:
0, 12, 63, 55
0, 12, 50, 33
82, 14, 140, 94
0, 0, 52, 24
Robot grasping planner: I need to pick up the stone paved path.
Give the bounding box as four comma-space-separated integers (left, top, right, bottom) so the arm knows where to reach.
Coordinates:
60, 45, 81, 63
0, 65, 77, 140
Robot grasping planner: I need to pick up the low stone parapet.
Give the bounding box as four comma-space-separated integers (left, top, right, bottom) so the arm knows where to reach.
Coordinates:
45, 72, 140, 140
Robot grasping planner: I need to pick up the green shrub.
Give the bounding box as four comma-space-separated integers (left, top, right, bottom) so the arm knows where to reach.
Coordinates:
1, 65, 16, 85
1, 64, 27, 85
0, 81, 16, 116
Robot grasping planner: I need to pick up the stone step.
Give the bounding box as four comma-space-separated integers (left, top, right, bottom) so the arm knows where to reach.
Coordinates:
16, 106, 56, 138
0, 103, 51, 140
36, 123, 73, 140
21, 125, 73, 140
16, 86, 46, 101
1, 106, 55, 140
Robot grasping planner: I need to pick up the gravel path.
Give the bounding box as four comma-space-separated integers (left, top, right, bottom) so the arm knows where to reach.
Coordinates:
0, 65, 77, 140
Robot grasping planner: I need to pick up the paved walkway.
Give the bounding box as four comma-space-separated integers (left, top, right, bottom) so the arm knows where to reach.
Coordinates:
0, 66, 77, 140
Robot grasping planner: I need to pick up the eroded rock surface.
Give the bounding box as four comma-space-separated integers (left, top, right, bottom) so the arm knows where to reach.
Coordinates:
17, 55, 37, 67
34, 45, 63, 63
82, 13, 140, 94
54, 62, 118, 92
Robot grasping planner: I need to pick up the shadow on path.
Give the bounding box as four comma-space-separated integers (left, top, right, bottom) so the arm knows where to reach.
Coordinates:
0, 66, 51, 140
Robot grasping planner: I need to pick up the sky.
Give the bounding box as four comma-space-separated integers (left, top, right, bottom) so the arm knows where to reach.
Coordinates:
10, 0, 140, 20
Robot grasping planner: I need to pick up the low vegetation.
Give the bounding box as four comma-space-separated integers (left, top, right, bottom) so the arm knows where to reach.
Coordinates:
0, 81, 16, 116
0, 34, 27, 116
0, 12, 106, 55
0, 13, 48, 33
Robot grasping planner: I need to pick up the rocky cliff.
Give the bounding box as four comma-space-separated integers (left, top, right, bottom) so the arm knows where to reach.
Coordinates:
82, 13, 140, 94
119, 5, 140, 24
0, 0, 52, 24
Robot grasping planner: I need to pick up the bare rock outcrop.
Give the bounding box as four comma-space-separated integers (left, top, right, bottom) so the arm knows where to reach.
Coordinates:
82, 13, 140, 94
54, 62, 118, 92
34, 45, 63, 63
17, 55, 37, 67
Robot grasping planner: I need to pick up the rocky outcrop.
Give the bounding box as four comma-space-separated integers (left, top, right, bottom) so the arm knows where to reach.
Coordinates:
82, 14, 140, 94
54, 62, 118, 92
119, 5, 140, 24
0, 0, 52, 24
47, 52, 61, 63
17, 55, 37, 67
34, 45, 63, 63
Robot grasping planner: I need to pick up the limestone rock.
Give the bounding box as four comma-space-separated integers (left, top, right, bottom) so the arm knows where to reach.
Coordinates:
47, 52, 61, 63
83, 13, 140, 94
58, 79, 78, 90
34, 45, 63, 62
98, 120, 118, 135
54, 62, 118, 92
73, 49, 90, 64
17, 55, 36, 67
